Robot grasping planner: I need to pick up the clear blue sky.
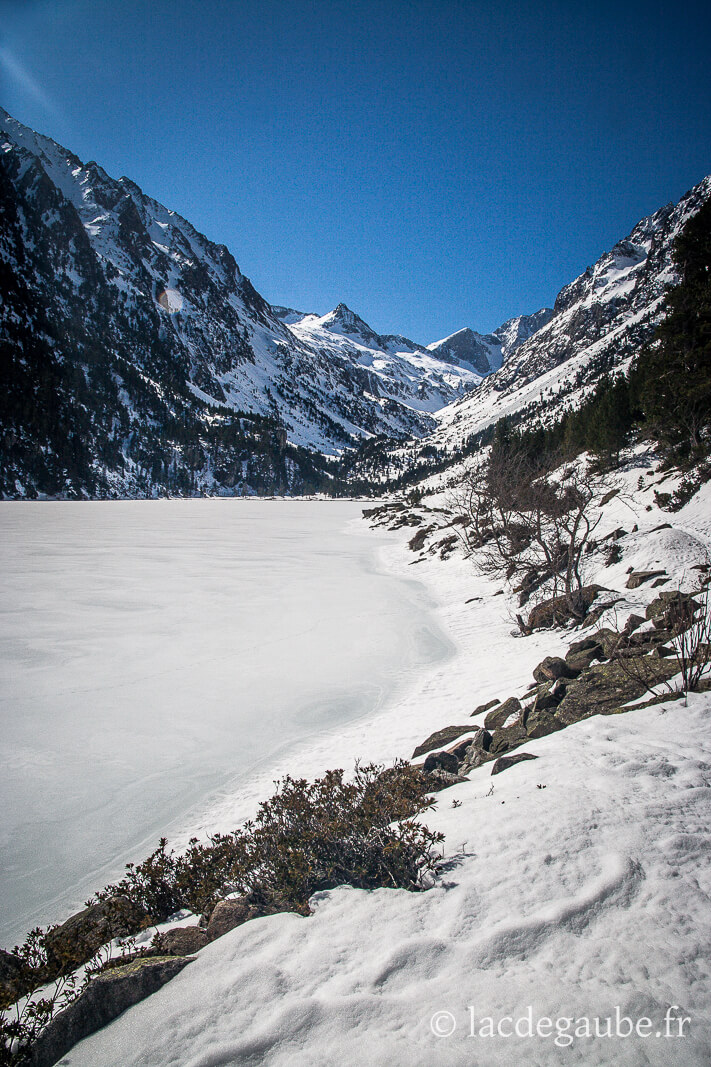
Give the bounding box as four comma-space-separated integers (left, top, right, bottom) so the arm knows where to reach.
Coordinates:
2, 0, 710, 343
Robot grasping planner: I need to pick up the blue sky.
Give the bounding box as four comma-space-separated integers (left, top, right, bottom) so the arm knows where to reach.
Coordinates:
2, 0, 710, 343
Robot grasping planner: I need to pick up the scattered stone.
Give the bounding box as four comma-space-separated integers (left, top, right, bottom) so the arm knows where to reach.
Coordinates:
206, 897, 258, 942
152, 927, 208, 956
45, 896, 148, 975
626, 570, 667, 589
412, 725, 473, 759
491, 753, 539, 776
532, 656, 579, 683
599, 487, 620, 506
652, 577, 670, 587
28, 956, 193, 1067
484, 697, 522, 731
470, 697, 500, 718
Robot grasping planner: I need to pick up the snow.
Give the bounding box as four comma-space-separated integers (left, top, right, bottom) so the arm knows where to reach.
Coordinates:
0, 500, 449, 947
50, 479, 711, 1066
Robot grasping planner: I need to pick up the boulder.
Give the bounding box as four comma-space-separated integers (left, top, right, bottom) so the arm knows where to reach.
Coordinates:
623, 613, 646, 635
527, 585, 604, 629
152, 926, 208, 956
523, 705, 565, 739
422, 750, 460, 775
412, 725, 473, 759
491, 752, 539, 776
45, 896, 148, 975
565, 647, 602, 672
470, 698, 501, 719
626, 570, 667, 589
484, 697, 522, 731
0, 949, 33, 1009
206, 897, 258, 942
28, 956, 193, 1067
554, 657, 679, 726
533, 656, 580, 683
645, 591, 700, 623
426, 769, 469, 791
489, 720, 528, 755
567, 636, 602, 657
459, 730, 493, 772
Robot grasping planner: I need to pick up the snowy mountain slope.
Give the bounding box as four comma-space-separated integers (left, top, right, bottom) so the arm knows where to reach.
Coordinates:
54, 476, 711, 1067
429, 175, 711, 451
0, 108, 482, 497
427, 307, 553, 375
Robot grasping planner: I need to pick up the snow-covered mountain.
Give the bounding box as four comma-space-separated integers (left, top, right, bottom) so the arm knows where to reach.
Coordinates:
431, 175, 711, 451
427, 307, 554, 375
0, 108, 479, 497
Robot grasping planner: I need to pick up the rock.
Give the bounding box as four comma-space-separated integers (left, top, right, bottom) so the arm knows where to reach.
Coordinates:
206, 897, 258, 942
532, 656, 579, 683
446, 735, 477, 760
408, 526, 434, 552
28, 956, 193, 1067
484, 697, 522, 731
527, 585, 604, 629
459, 730, 494, 771
554, 657, 679, 726
645, 591, 700, 623
152, 927, 208, 956
591, 627, 626, 658
412, 725, 473, 759
623, 613, 646, 635
491, 752, 539, 775
567, 636, 602, 657
626, 569, 667, 589
565, 647, 602, 672
489, 720, 528, 755
523, 705, 565, 739
0, 949, 33, 1009
470, 697, 501, 719
422, 750, 460, 775
45, 896, 148, 975
652, 577, 670, 588
529, 677, 568, 711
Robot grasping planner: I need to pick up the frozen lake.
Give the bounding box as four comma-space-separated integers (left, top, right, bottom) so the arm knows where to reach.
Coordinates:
0, 500, 448, 947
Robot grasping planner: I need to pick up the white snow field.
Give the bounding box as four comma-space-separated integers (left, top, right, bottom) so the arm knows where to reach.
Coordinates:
55, 476, 711, 1066
0, 500, 450, 947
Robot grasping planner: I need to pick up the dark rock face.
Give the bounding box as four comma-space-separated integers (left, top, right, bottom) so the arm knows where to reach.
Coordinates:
0, 949, 33, 1009
489, 720, 528, 755
491, 753, 539, 776
153, 926, 209, 956
523, 705, 565, 739
626, 570, 667, 589
44, 896, 148, 975
206, 898, 258, 942
28, 956, 193, 1067
412, 725, 474, 759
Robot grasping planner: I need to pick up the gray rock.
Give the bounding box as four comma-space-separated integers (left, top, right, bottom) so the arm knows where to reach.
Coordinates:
623, 614, 646, 634
412, 725, 474, 759
527, 585, 604, 629
484, 697, 522, 731
28, 956, 193, 1067
470, 698, 501, 719
554, 657, 679, 726
206, 897, 258, 942
626, 569, 667, 589
523, 705, 565, 739
152, 926, 208, 956
491, 752, 539, 775
532, 656, 579, 683
425, 769, 469, 791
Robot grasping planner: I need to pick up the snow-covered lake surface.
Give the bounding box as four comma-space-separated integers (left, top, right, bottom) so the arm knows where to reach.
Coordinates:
0, 500, 450, 947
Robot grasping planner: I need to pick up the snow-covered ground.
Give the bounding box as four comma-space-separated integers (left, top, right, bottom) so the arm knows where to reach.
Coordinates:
0, 500, 450, 948
52, 475, 711, 1066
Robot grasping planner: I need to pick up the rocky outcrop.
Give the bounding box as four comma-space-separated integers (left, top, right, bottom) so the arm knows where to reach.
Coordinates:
553, 657, 679, 726
28, 956, 193, 1067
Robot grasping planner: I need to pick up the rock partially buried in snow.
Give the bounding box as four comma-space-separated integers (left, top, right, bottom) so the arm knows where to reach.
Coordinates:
206, 898, 258, 942
470, 697, 501, 719
484, 696, 522, 731
533, 656, 580, 683
44, 896, 148, 976
411, 724, 473, 759
490, 752, 539, 775
27, 956, 193, 1067
422, 750, 459, 775
554, 657, 679, 726
152, 927, 208, 956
